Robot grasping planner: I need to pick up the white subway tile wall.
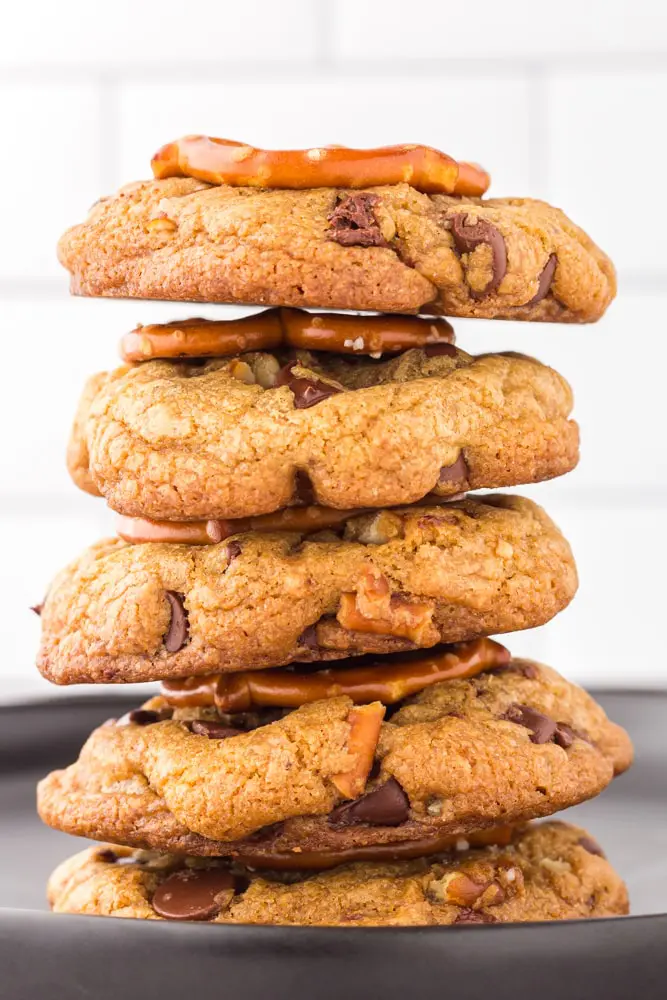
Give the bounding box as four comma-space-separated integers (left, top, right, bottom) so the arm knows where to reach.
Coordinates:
1, 0, 665, 699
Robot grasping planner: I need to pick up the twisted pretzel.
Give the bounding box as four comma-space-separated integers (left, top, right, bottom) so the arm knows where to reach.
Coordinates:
160, 638, 511, 712
151, 136, 490, 196
119, 308, 455, 362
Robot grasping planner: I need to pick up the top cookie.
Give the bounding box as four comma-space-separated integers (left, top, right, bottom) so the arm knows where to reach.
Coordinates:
58, 179, 615, 321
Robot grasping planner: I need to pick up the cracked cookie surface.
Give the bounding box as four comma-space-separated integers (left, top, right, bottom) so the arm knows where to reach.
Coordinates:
37, 495, 578, 683
58, 179, 615, 322
69, 346, 578, 520
47, 822, 628, 926
37, 661, 632, 851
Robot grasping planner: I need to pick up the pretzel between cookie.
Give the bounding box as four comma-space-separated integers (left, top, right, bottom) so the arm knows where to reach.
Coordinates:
160, 638, 510, 711
151, 136, 491, 196
119, 308, 455, 362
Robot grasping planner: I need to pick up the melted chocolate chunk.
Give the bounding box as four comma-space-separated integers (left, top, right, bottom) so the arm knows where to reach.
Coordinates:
448, 214, 507, 299
244, 821, 285, 844
30, 602, 44, 616
292, 469, 316, 506
297, 624, 320, 650
329, 778, 410, 827
164, 591, 189, 653
438, 453, 469, 484
117, 709, 169, 727
501, 704, 558, 745
226, 540, 242, 563
424, 343, 458, 358
152, 868, 238, 921
578, 836, 605, 858
188, 720, 243, 740
526, 253, 558, 307
276, 361, 344, 409
96, 849, 119, 863
453, 908, 497, 924
554, 722, 589, 749
327, 192, 390, 248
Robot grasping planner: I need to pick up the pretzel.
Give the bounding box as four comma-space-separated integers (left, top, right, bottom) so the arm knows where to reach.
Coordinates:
331, 703, 386, 799
231, 825, 516, 870
119, 308, 455, 362
116, 505, 372, 545
337, 568, 435, 644
160, 638, 511, 712
151, 136, 491, 196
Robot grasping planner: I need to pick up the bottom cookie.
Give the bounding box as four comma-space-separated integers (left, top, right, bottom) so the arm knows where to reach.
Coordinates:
47, 822, 627, 927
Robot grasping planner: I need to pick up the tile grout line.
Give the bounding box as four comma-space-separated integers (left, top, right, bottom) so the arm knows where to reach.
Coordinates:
0, 52, 666, 83
525, 62, 550, 195
96, 74, 122, 193
315, 0, 335, 68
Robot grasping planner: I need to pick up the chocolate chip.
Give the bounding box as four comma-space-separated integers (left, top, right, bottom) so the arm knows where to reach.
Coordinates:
448, 214, 507, 299
188, 720, 243, 740
297, 624, 319, 649
30, 603, 43, 616
327, 193, 390, 248
96, 849, 118, 863
219, 708, 291, 732
453, 909, 497, 925
526, 253, 557, 307
276, 361, 344, 409
152, 868, 238, 921
438, 453, 469, 484
117, 709, 166, 727
424, 343, 458, 358
226, 540, 242, 563
329, 778, 410, 827
501, 704, 558, 744
244, 821, 285, 844
554, 722, 589, 750
578, 836, 606, 858
164, 591, 189, 653
293, 469, 316, 506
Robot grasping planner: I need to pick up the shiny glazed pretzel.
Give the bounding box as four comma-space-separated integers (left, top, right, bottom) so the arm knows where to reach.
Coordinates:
119, 308, 455, 362
160, 638, 511, 712
151, 136, 491, 196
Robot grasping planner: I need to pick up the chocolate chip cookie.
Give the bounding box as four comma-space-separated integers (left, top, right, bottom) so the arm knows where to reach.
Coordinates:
36, 495, 578, 683
69, 346, 578, 520
37, 659, 632, 852
58, 179, 615, 322
46, 822, 628, 926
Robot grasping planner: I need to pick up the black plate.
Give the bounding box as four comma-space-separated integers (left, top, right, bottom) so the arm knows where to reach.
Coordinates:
0, 691, 665, 1000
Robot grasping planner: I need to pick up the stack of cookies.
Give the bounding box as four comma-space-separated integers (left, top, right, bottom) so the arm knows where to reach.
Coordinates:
38, 138, 632, 927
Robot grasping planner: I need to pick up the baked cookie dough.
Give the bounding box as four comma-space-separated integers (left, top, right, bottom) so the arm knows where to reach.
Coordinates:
57, 179, 615, 322
36, 495, 578, 683
69, 345, 578, 520
37, 660, 632, 850
47, 822, 628, 926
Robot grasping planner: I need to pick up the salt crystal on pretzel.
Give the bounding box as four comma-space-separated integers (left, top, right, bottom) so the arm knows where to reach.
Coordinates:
151, 136, 490, 196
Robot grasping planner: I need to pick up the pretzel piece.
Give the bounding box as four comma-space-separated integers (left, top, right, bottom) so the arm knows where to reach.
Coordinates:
160, 639, 511, 711
119, 307, 455, 362
331, 703, 386, 799
337, 569, 435, 643
151, 136, 490, 196
116, 505, 372, 545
